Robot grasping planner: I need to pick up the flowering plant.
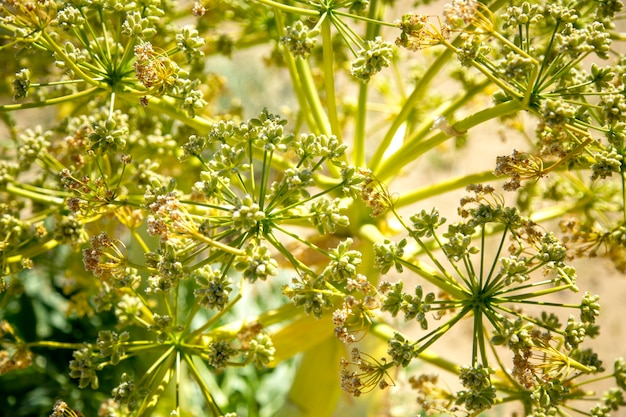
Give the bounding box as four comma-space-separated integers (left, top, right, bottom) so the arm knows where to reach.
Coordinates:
1, 0, 626, 416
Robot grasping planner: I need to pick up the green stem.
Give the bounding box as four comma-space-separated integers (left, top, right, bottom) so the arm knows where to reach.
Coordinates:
187, 280, 243, 341
4, 182, 66, 205
414, 306, 471, 355
0, 87, 100, 112
333, 8, 395, 29
398, 258, 467, 300
251, 0, 319, 16
321, 15, 341, 141
353, 0, 382, 167
294, 58, 331, 136
135, 347, 176, 417
353, 81, 369, 168
40, 32, 108, 89
186, 230, 245, 256
376, 99, 524, 181
395, 170, 497, 208
368, 48, 455, 172
25, 341, 85, 350
183, 353, 223, 416
6, 238, 59, 264
117, 92, 214, 133
209, 303, 301, 337
369, 321, 461, 374
273, 9, 320, 135
496, 283, 578, 301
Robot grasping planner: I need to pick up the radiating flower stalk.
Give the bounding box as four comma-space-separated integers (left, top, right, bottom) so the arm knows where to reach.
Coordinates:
1, 0, 626, 416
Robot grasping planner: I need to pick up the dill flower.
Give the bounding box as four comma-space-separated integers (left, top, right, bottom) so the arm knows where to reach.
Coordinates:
340, 347, 393, 396
395, 13, 450, 51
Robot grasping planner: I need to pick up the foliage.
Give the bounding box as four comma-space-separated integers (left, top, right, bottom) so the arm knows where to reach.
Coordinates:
1, 0, 626, 416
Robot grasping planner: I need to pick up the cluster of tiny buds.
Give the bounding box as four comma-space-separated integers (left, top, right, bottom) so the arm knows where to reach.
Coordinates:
146, 192, 187, 240
443, 0, 480, 28
192, 2, 207, 17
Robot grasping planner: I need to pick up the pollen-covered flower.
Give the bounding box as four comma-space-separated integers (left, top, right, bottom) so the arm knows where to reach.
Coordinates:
494, 149, 545, 191
134, 42, 180, 94
340, 347, 393, 396
395, 13, 450, 51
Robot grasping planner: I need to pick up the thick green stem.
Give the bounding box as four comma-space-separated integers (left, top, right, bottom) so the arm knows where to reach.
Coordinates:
395, 170, 497, 208
321, 16, 341, 140
183, 353, 224, 417
4, 182, 66, 205
375, 99, 524, 181
294, 58, 331, 136
368, 48, 455, 172
273, 9, 320, 135
6, 238, 59, 264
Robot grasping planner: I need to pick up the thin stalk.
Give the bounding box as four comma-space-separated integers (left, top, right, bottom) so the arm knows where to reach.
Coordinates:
414, 306, 472, 354
397, 258, 467, 300
183, 353, 224, 416
135, 349, 176, 417
186, 230, 245, 256
369, 322, 459, 374
40, 32, 108, 89
209, 303, 301, 337
482, 226, 509, 290
0, 87, 100, 112
187, 279, 243, 341
494, 284, 578, 301
175, 351, 181, 415
25, 341, 86, 350
251, 0, 319, 16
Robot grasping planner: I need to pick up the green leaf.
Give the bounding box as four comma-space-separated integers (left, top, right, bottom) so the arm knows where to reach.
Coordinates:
269, 314, 333, 366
